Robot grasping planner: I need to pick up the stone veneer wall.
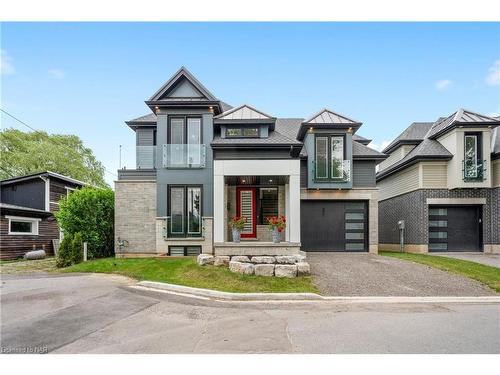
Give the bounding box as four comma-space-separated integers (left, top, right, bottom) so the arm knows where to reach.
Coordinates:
156, 217, 214, 255
379, 188, 496, 252
225, 185, 285, 242
115, 180, 157, 256
490, 187, 500, 249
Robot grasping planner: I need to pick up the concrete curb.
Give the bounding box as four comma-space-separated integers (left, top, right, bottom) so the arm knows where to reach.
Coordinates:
133, 281, 500, 304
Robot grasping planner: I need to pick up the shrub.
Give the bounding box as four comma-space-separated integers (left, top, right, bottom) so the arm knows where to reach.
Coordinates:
55, 187, 114, 260
56, 232, 84, 268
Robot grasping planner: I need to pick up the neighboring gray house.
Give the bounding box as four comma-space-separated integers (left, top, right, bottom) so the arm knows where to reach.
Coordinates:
377, 110, 500, 254
115, 67, 386, 257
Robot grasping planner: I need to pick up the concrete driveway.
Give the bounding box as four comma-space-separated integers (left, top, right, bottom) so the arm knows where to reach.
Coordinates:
307, 253, 496, 296
1, 273, 499, 354
429, 252, 500, 268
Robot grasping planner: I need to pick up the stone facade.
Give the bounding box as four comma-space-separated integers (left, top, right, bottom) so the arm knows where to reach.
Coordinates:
379, 188, 498, 252
115, 180, 157, 256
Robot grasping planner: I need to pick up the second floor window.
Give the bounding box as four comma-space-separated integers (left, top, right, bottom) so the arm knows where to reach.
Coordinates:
315, 135, 345, 180
464, 132, 482, 180
226, 127, 259, 138
168, 117, 202, 166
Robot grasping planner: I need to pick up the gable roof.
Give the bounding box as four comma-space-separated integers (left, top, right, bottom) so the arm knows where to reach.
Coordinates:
149, 66, 218, 102
382, 122, 434, 154
377, 138, 453, 181
303, 108, 361, 125
214, 104, 276, 121
0, 171, 87, 187
426, 108, 499, 139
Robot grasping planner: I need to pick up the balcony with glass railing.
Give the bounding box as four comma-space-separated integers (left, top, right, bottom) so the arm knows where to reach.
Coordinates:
312, 159, 351, 182
162, 144, 206, 169
462, 159, 487, 182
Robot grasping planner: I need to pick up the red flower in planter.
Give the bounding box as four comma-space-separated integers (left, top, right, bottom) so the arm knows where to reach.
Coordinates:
230, 216, 247, 231
266, 215, 286, 232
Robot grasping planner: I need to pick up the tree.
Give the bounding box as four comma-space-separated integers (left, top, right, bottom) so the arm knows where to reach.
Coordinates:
0, 128, 107, 187
55, 187, 114, 260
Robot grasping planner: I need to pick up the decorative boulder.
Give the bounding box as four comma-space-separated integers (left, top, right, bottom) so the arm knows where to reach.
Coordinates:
254, 264, 275, 277
24, 250, 46, 260
275, 255, 300, 265
197, 254, 215, 266
274, 264, 297, 278
231, 255, 251, 263
214, 255, 230, 267
229, 261, 255, 275
296, 262, 311, 276
251, 256, 276, 264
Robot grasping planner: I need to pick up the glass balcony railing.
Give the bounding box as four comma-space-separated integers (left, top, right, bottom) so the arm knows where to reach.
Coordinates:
136, 146, 156, 169
312, 159, 351, 182
462, 159, 487, 182
162, 144, 206, 169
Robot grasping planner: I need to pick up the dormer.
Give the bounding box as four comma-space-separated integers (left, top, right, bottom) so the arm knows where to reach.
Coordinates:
214, 104, 276, 139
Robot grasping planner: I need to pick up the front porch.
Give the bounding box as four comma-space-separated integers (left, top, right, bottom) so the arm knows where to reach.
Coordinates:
213, 159, 302, 256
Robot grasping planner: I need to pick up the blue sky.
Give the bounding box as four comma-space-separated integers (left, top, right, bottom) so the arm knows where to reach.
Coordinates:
1, 22, 499, 185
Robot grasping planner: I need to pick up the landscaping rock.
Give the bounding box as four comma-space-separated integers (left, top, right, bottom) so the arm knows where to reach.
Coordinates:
275, 255, 300, 264
274, 264, 297, 278
229, 261, 255, 275
251, 256, 276, 264
231, 255, 251, 263
214, 255, 230, 267
296, 262, 311, 276
24, 250, 46, 260
254, 264, 275, 277
197, 254, 214, 266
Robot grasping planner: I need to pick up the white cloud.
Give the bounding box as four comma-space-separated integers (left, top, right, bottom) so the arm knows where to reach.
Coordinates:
370, 140, 391, 152
435, 79, 452, 91
48, 68, 66, 79
486, 60, 500, 86
1, 50, 14, 75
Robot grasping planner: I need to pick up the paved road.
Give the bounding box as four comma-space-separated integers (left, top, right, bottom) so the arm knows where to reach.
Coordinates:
307, 253, 496, 296
429, 252, 500, 268
1, 274, 499, 354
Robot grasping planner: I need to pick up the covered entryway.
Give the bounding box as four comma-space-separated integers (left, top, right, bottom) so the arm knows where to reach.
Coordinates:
301, 200, 368, 252
428, 205, 482, 252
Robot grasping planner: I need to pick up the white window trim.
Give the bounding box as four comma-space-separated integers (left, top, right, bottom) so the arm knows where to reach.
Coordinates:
6, 215, 41, 236
464, 134, 478, 178
65, 186, 76, 195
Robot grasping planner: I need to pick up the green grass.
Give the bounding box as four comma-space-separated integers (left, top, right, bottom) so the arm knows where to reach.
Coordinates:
61, 257, 319, 294
381, 251, 500, 293
0, 257, 57, 274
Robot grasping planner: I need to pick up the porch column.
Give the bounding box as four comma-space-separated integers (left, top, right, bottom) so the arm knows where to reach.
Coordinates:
214, 174, 225, 243
285, 183, 290, 242
288, 174, 301, 243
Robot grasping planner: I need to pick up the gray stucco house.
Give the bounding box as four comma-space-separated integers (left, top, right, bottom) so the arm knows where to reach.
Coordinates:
377, 110, 500, 253
115, 67, 386, 257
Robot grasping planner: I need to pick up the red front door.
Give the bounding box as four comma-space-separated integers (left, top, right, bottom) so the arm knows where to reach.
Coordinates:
236, 187, 257, 238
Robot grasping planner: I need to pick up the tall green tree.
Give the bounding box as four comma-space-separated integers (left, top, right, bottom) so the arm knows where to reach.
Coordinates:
0, 128, 107, 187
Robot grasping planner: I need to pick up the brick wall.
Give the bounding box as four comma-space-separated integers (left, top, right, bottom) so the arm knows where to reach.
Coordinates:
115, 181, 157, 255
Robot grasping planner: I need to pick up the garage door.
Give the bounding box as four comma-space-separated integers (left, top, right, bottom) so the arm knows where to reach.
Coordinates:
428, 205, 482, 252
301, 200, 368, 252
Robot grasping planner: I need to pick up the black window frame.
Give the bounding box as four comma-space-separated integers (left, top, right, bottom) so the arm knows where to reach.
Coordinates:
225, 126, 261, 139
168, 245, 202, 256
314, 133, 347, 182
257, 187, 279, 225
167, 116, 203, 145
167, 184, 203, 238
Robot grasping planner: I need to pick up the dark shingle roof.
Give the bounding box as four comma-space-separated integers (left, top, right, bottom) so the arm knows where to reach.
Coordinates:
352, 141, 387, 160
377, 138, 453, 180
126, 113, 157, 125
382, 122, 434, 154
352, 134, 372, 145
426, 109, 499, 139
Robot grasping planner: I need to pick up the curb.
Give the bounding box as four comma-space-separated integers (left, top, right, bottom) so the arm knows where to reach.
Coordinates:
132, 281, 500, 304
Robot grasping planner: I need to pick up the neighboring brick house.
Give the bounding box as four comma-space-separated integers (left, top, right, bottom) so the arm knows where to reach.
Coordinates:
115, 67, 386, 257
0, 171, 85, 260
377, 110, 500, 253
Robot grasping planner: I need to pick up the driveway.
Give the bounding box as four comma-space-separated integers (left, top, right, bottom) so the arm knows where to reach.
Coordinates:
429, 252, 500, 268
307, 253, 496, 296
1, 273, 499, 354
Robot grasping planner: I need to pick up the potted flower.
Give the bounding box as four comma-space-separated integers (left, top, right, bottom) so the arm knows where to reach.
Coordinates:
229, 216, 247, 243
266, 216, 286, 243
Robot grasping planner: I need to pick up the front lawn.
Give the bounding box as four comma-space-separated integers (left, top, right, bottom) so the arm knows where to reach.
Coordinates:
381, 251, 500, 293
0, 257, 57, 274
61, 257, 318, 294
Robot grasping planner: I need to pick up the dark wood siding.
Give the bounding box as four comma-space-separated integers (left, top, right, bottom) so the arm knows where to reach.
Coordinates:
1, 179, 46, 210
300, 159, 308, 188
49, 178, 82, 212
352, 160, 377, 188
0, 215, 58, 260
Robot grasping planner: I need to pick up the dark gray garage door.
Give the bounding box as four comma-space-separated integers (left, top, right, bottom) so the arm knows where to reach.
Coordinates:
301, 200, 368, 252
428, 205, 482, 252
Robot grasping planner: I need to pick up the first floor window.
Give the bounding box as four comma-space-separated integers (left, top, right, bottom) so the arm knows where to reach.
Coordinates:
7, 216, 40, 235
168, 186, 202, 237
258, 188, 279, 224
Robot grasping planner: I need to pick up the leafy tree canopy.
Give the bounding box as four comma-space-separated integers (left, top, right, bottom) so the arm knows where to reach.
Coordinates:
0, 128, 108, 187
